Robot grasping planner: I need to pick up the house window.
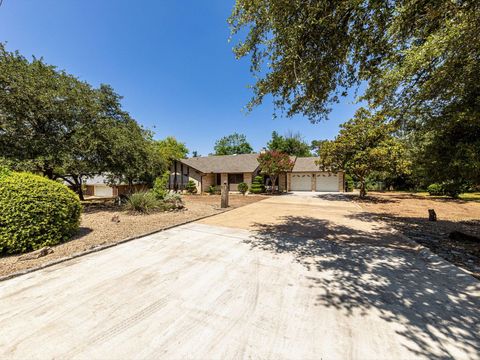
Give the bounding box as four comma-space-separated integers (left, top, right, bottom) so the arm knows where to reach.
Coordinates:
228, 173, 244, 184
216, 173, 222, 186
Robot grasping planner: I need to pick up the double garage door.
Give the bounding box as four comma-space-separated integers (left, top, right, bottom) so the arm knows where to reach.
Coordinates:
291, 173, 339, 192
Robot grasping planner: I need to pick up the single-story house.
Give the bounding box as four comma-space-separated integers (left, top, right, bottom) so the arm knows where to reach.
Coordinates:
83, 175, 147, 197
169, 153, 344, 193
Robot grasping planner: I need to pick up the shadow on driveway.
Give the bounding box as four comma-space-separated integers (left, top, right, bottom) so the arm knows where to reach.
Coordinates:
245, 216, 480, 359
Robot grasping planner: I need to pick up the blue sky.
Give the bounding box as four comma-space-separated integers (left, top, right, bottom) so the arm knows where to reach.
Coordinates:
0, 0, 362, 156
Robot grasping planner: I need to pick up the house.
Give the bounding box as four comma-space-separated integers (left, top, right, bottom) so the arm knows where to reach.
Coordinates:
170, 153, 344, 193
83, 175, 147, 197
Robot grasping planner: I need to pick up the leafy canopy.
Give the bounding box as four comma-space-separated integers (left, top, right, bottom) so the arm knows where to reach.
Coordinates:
155, 136, 188, 164
0, 44, 166, 197
317, 108, 411, 197
257, 150, 294, 193
229, 1, 480, 189
214, 132, 253, 155
267, 131, 311, 157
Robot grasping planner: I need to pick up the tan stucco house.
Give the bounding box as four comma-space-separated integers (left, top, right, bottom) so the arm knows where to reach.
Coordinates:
169, 153, 344, 193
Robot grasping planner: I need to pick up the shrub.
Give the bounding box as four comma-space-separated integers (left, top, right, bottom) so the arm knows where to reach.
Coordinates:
125, 191, 160, 214
441, 182, 465, 198
0, 166, 11, 180
427, 183, 443, 196
185, 180, 197, 194
0, 172, 82, 254
207, 185, 219, 195
238, 182, 248, 195
249, 176, 265, 194
151, 172, 170, 200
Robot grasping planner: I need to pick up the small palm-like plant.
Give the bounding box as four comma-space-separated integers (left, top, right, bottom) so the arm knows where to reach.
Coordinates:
125, 192, 160, 214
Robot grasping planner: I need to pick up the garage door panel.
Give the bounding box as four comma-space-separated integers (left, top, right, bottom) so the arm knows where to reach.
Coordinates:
315, 173, 338, 191
291, 173, 312, 191
94, 185, 114, 197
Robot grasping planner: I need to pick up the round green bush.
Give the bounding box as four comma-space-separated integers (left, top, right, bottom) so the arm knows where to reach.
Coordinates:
237, 182, 248, 195
0, 172, 82, 254
427, 183, 443, 196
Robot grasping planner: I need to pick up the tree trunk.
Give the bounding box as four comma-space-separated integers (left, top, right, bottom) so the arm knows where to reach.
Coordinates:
43, 167, 55, 180
221, 181, 229, 208
271, 175, 278, 194
76, 177, 85, 201
128, 179, 134, 194
359, 181, 367, 198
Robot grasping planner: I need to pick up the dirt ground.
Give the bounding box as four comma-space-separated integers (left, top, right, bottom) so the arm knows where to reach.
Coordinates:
0, 194, 267, 278
355, 191, 480, 278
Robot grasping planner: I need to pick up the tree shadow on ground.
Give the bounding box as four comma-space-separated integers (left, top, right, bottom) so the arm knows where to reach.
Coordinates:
307, 192, 399, 204
347, 212, 480, 278
246, 216, 480, 359
367, 191, 480, 204
71, 227, 93, 240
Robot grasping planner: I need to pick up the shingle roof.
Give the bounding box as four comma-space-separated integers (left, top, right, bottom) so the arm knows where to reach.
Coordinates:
180, 153, 261, 173
292, 157, 322, 172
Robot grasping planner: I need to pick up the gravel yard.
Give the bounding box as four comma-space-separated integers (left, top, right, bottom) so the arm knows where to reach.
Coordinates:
0, 194, 267, 278
355, 191, 480, 278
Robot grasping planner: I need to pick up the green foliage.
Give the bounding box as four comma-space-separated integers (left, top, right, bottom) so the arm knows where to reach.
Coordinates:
185, 180, 198, 194
207, 185, 219, 195
229, 1, 479, 189
311, 140, 330, 157
257, 151, 293, 193
104, 119, 165, 189
214, 133, 253, 155
237, 182, 248, 195
250, 176, 265, 194
427, 184, 443, 196
0, 165, 11, 180
124, 190, 184, 214
345, 174, 354, 192
124, 192, 160, 214
155, 137, 188, 165
318, 108, 411, 198
151, 172, 170, 200
267, 131, 312, 157
427, 182, 466, 198
409, 116, 480, 190
0, 172, 81, 254
0, 45, 166, 199
229, 0, 391, 122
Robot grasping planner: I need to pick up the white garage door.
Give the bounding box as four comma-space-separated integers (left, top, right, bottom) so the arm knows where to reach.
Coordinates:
315, 173, 339, 191
291, 173, 312, 191
94, 185, 114, 197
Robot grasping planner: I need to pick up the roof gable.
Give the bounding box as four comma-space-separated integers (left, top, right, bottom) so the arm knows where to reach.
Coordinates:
292, 157, 321, 172
180, 153, 260, 173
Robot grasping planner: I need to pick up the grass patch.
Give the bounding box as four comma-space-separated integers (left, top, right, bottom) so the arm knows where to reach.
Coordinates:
411, 192, 480, 202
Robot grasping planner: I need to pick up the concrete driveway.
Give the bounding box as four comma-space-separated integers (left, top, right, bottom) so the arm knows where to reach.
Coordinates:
0, 193, 479, 359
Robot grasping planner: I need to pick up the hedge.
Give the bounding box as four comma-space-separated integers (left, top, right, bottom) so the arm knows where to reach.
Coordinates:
0, 172, 82, 254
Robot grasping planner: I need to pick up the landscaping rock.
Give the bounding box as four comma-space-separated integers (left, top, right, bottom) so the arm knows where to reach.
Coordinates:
17, 247, 54, 262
